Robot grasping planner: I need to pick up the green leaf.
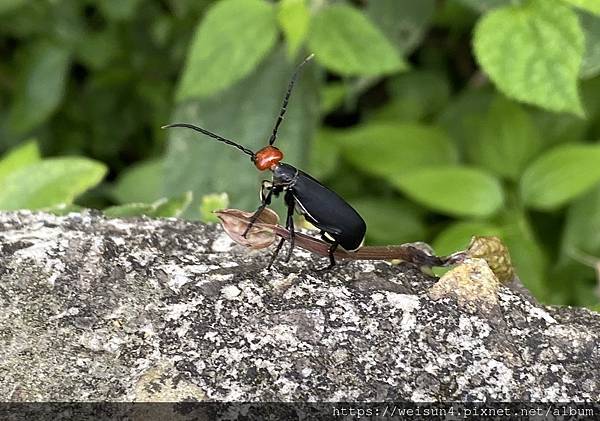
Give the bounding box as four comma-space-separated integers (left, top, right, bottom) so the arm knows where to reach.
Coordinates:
200, 192, 229, 223
549, 260, 597, 305
43, 204, 84, 216
336, 122, 458, 180
433, 221, 503, 256
277, 0, 310, 58
530, 108, 587, 146
111, 159, 164, 204
474, 95, 542, 180
97, 0, 142, 21
581, 76, 600, 120
176, 0, 277, 101
391, 166, 504, 217
0, 0, 28, 15
0, 0, 29, 15
366, 0, 435, 55
308, 128, 341, 180
320, 81, 347, 114
500, 209, 548, 300
434, 0, 478, 30
0, 1, 46, 37
370, 70, 451, 122
0, 158, 107, 210
8, 41, 71, 133
48, 0, 86, 48
562, 0, 600, 16
104, 192, 193, 218
0, 140, 40, 183
587, 304, 600, 313
520, 143, 600, 209
153, 191, 193, 217
76, 28, 121, 70
307, 4, 406, 76
561, 184, 600, 257
473, 0, 585, 116
455, 0, 510, 13
437, 87, 494, 154
580, 10, 600, 78
351, 197, 426, 245
165, 48, 320, 217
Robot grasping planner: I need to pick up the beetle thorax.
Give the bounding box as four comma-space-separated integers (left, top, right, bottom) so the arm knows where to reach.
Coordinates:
272, 162, 298, 186
254, 146, 283, 171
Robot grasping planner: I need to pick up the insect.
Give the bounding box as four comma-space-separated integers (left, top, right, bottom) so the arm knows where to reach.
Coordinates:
163, 55, 366, 269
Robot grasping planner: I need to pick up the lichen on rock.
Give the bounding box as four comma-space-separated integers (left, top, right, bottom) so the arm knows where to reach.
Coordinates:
0, 211, 599, 402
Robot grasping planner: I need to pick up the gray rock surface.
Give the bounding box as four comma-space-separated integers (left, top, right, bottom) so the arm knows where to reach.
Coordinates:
0, 211, 599, 402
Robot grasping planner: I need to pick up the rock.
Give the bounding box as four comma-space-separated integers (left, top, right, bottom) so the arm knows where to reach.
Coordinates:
428, 258, 501, 314
0, 211, 599, 402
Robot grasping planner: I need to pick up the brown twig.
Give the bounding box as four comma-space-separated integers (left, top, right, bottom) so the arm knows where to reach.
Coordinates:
215, 209, 455, 268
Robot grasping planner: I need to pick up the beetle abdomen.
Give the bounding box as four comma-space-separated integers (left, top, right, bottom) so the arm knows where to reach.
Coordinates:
291, 168, 366, 251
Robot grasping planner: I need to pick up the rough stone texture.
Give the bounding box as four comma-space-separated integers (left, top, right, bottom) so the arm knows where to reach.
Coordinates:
0, 211, 599, 402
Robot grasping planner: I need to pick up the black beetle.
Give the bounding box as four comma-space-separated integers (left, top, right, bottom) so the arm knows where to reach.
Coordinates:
163, 55, 366, 269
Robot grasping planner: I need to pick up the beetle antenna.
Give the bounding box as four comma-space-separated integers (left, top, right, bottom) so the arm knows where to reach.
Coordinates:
162, 123, 255, 158
268, 54, 314, 146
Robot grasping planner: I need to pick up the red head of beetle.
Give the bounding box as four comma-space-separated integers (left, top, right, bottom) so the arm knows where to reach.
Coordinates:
253, 146, 283, 171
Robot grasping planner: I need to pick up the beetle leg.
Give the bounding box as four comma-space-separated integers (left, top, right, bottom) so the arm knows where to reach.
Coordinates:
267, 191, 296, 268
242, 182, 274, 238
283, 191, 296, 262
325, 242, 338, 270
313, 232, 338, 271
267, 238, 286, 269
259, 180, 273, 202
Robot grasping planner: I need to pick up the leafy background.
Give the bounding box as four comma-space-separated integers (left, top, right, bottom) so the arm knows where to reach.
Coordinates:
1, 0, 600, 309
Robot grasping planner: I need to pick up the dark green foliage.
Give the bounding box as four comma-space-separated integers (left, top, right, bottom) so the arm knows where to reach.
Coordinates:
1, 0, 600, 308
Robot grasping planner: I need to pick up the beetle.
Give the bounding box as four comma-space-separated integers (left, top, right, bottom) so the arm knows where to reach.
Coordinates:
163, 55, 366, 269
